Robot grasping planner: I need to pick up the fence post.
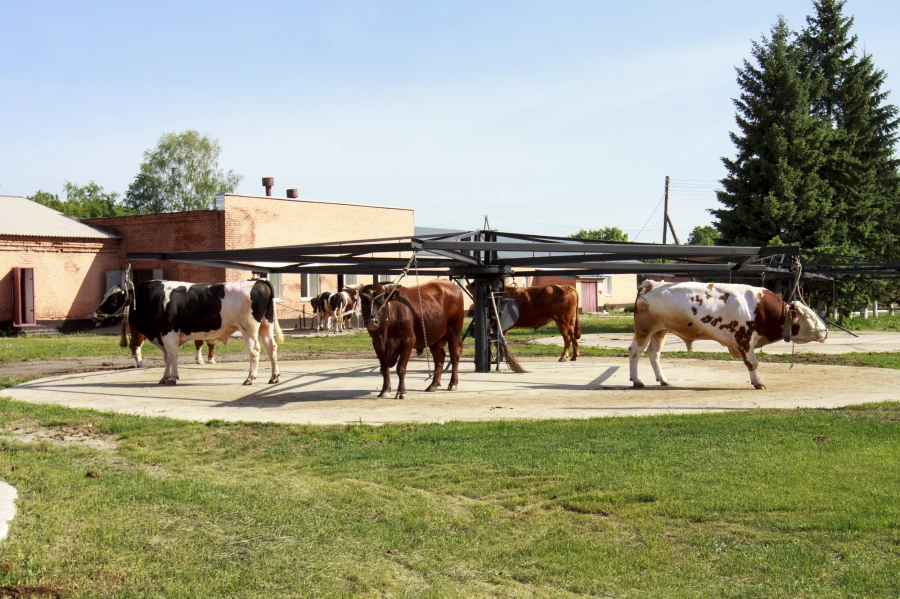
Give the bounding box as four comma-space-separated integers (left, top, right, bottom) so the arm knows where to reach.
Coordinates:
891, 303, 896, 316
873, 299, 879, 318
863, 305, 869, 319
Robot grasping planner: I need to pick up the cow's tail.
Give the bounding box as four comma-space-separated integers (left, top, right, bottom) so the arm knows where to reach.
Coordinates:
118, 306, 130, 348
257, 279, 285, 343
575, 309, 581, 340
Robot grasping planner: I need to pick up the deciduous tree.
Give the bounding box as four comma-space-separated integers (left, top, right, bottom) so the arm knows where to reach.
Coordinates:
124, 130, 243, 214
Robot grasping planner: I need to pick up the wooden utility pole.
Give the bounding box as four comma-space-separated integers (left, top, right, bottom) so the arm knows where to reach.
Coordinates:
662, 175, 681, 245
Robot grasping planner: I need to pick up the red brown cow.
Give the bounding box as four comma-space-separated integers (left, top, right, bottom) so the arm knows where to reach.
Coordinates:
358, 280, 464, 399
502, 285, 581, 361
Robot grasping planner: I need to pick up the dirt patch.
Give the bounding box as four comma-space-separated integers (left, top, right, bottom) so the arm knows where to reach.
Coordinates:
0, 422, 118, 451
0, 585, 65, 598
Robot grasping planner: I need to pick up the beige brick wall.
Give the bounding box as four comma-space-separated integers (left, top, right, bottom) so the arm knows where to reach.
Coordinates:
0, 236, 120, 323
222, 194, 415, 323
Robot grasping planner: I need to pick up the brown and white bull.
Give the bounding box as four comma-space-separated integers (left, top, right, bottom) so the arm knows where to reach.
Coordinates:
628, 281, 827, 389
329, 290, 357, 332
358, 280, 464, 399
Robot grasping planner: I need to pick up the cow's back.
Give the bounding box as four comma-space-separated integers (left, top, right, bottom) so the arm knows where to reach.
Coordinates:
505, 285, 578, 330
634, 281, 764, 346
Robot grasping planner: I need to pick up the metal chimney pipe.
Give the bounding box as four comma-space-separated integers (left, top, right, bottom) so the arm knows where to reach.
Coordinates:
286, 189, 299, 199
262, 177, 274, 197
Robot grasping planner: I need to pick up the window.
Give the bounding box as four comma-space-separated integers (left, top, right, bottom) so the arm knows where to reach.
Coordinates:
269, 273, 283, 299
606, 277, 613, 296
344, 274, 357, 285
301, 273, 319, 298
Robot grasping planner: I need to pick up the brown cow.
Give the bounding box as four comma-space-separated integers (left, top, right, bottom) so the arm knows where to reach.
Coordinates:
358, 280, 464, 399
502, 285, 581, 361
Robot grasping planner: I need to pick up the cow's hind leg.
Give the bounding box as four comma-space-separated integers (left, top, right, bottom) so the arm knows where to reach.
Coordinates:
130, 329, 146, 368
259, 321, 280, 384
627, 332, 653, 388
194, 340, 205, 364
425, 341, 446, 392
554, 320, 571, 362
241, 329, 261, 386
207, 341, 217, 364
648, 330, 671, 386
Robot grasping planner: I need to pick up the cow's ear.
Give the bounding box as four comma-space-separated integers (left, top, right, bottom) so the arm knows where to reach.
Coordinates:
789, 305, 799, 323
383, 283, 398, 294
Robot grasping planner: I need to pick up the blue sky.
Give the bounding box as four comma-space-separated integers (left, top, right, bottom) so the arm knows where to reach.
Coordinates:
2, 0, 899, 241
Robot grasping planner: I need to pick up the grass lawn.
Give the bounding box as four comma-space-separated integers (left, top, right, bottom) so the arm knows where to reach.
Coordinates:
0, 398, 897, 598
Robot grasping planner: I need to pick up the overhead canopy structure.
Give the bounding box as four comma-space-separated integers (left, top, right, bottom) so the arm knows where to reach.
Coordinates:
128, 229, 813, 279
130, 229, 821, 373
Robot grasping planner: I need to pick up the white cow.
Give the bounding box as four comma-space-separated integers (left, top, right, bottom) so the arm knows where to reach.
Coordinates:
628, 281, 827, 389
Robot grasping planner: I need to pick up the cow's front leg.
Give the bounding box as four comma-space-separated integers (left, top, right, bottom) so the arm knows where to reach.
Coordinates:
648, 330, 671, 386
377, 360, 392, 398
241, 330, 261, 385
207, 341, 217, 364
743, 348, 765, 389
627, 332, 652, 388
425, 343, 445, 391
395, 344, 415, 399
130, 328, 146, 368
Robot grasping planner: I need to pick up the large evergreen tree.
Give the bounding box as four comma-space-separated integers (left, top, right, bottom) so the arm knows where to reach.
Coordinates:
712, 17, 834, 250
799, 0, 900, 259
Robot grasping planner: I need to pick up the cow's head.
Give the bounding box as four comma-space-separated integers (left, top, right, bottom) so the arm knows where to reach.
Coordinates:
358, 283, 398, 331
784, 301, 828, 343
93, 286, 128, 326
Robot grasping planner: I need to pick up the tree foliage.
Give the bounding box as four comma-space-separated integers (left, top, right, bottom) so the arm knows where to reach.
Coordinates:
124, 130, 243, 214
569, 227, 629, 242
29, 181, 132, 218
712, 17, 834, 250
687, 225, 721, 246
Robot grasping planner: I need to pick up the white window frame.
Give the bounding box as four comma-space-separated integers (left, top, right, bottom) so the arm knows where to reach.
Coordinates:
268, 273, 283, 299
301, 273, 319, 299
606, 277, 613, 296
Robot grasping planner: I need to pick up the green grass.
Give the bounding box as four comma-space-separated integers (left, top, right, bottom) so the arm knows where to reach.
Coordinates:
841, 312, 900, 332
0, 400, 897, 597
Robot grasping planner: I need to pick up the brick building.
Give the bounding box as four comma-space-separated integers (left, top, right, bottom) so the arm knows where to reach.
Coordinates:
0, 195, 120, 331
2, 192, 412, 331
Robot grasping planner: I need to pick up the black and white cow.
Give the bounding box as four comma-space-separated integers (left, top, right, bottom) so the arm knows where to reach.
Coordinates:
312, 291, 334, 331
95, 279, 283, 385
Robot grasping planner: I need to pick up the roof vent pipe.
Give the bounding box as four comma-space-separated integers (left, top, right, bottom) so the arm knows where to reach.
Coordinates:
262, 177, 274, 196
286, 189, 299, 199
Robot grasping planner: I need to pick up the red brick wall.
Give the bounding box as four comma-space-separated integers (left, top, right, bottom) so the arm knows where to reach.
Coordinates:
0, 236, 120, 322
85, 211, 226, 283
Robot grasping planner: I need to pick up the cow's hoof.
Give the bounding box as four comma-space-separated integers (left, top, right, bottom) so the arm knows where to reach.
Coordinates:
425, 384, 440, 392
447, 384, 458, 391
167, 378, 177, 386
243, 378, 253, 386
268, 374, 280, 384
753, 383, 766, 390
158, 378, 167, 385
195, 359, 204, 365
632, 381, 645, 388
570, 356, 578, 361
396, 392, 407, 400
659, 380, 671, 387
558, 356, 567, 363
378, 391, 389, 398
209, 358, 217, 365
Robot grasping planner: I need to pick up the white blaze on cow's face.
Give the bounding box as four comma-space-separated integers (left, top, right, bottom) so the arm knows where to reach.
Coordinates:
790, 301, 828, 343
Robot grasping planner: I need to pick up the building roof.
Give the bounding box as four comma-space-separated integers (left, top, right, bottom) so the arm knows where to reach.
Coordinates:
0, 195, 120, 239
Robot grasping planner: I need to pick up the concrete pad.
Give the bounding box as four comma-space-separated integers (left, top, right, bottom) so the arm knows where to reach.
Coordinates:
537, 330, 900, 355
5, 358, 899, 425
